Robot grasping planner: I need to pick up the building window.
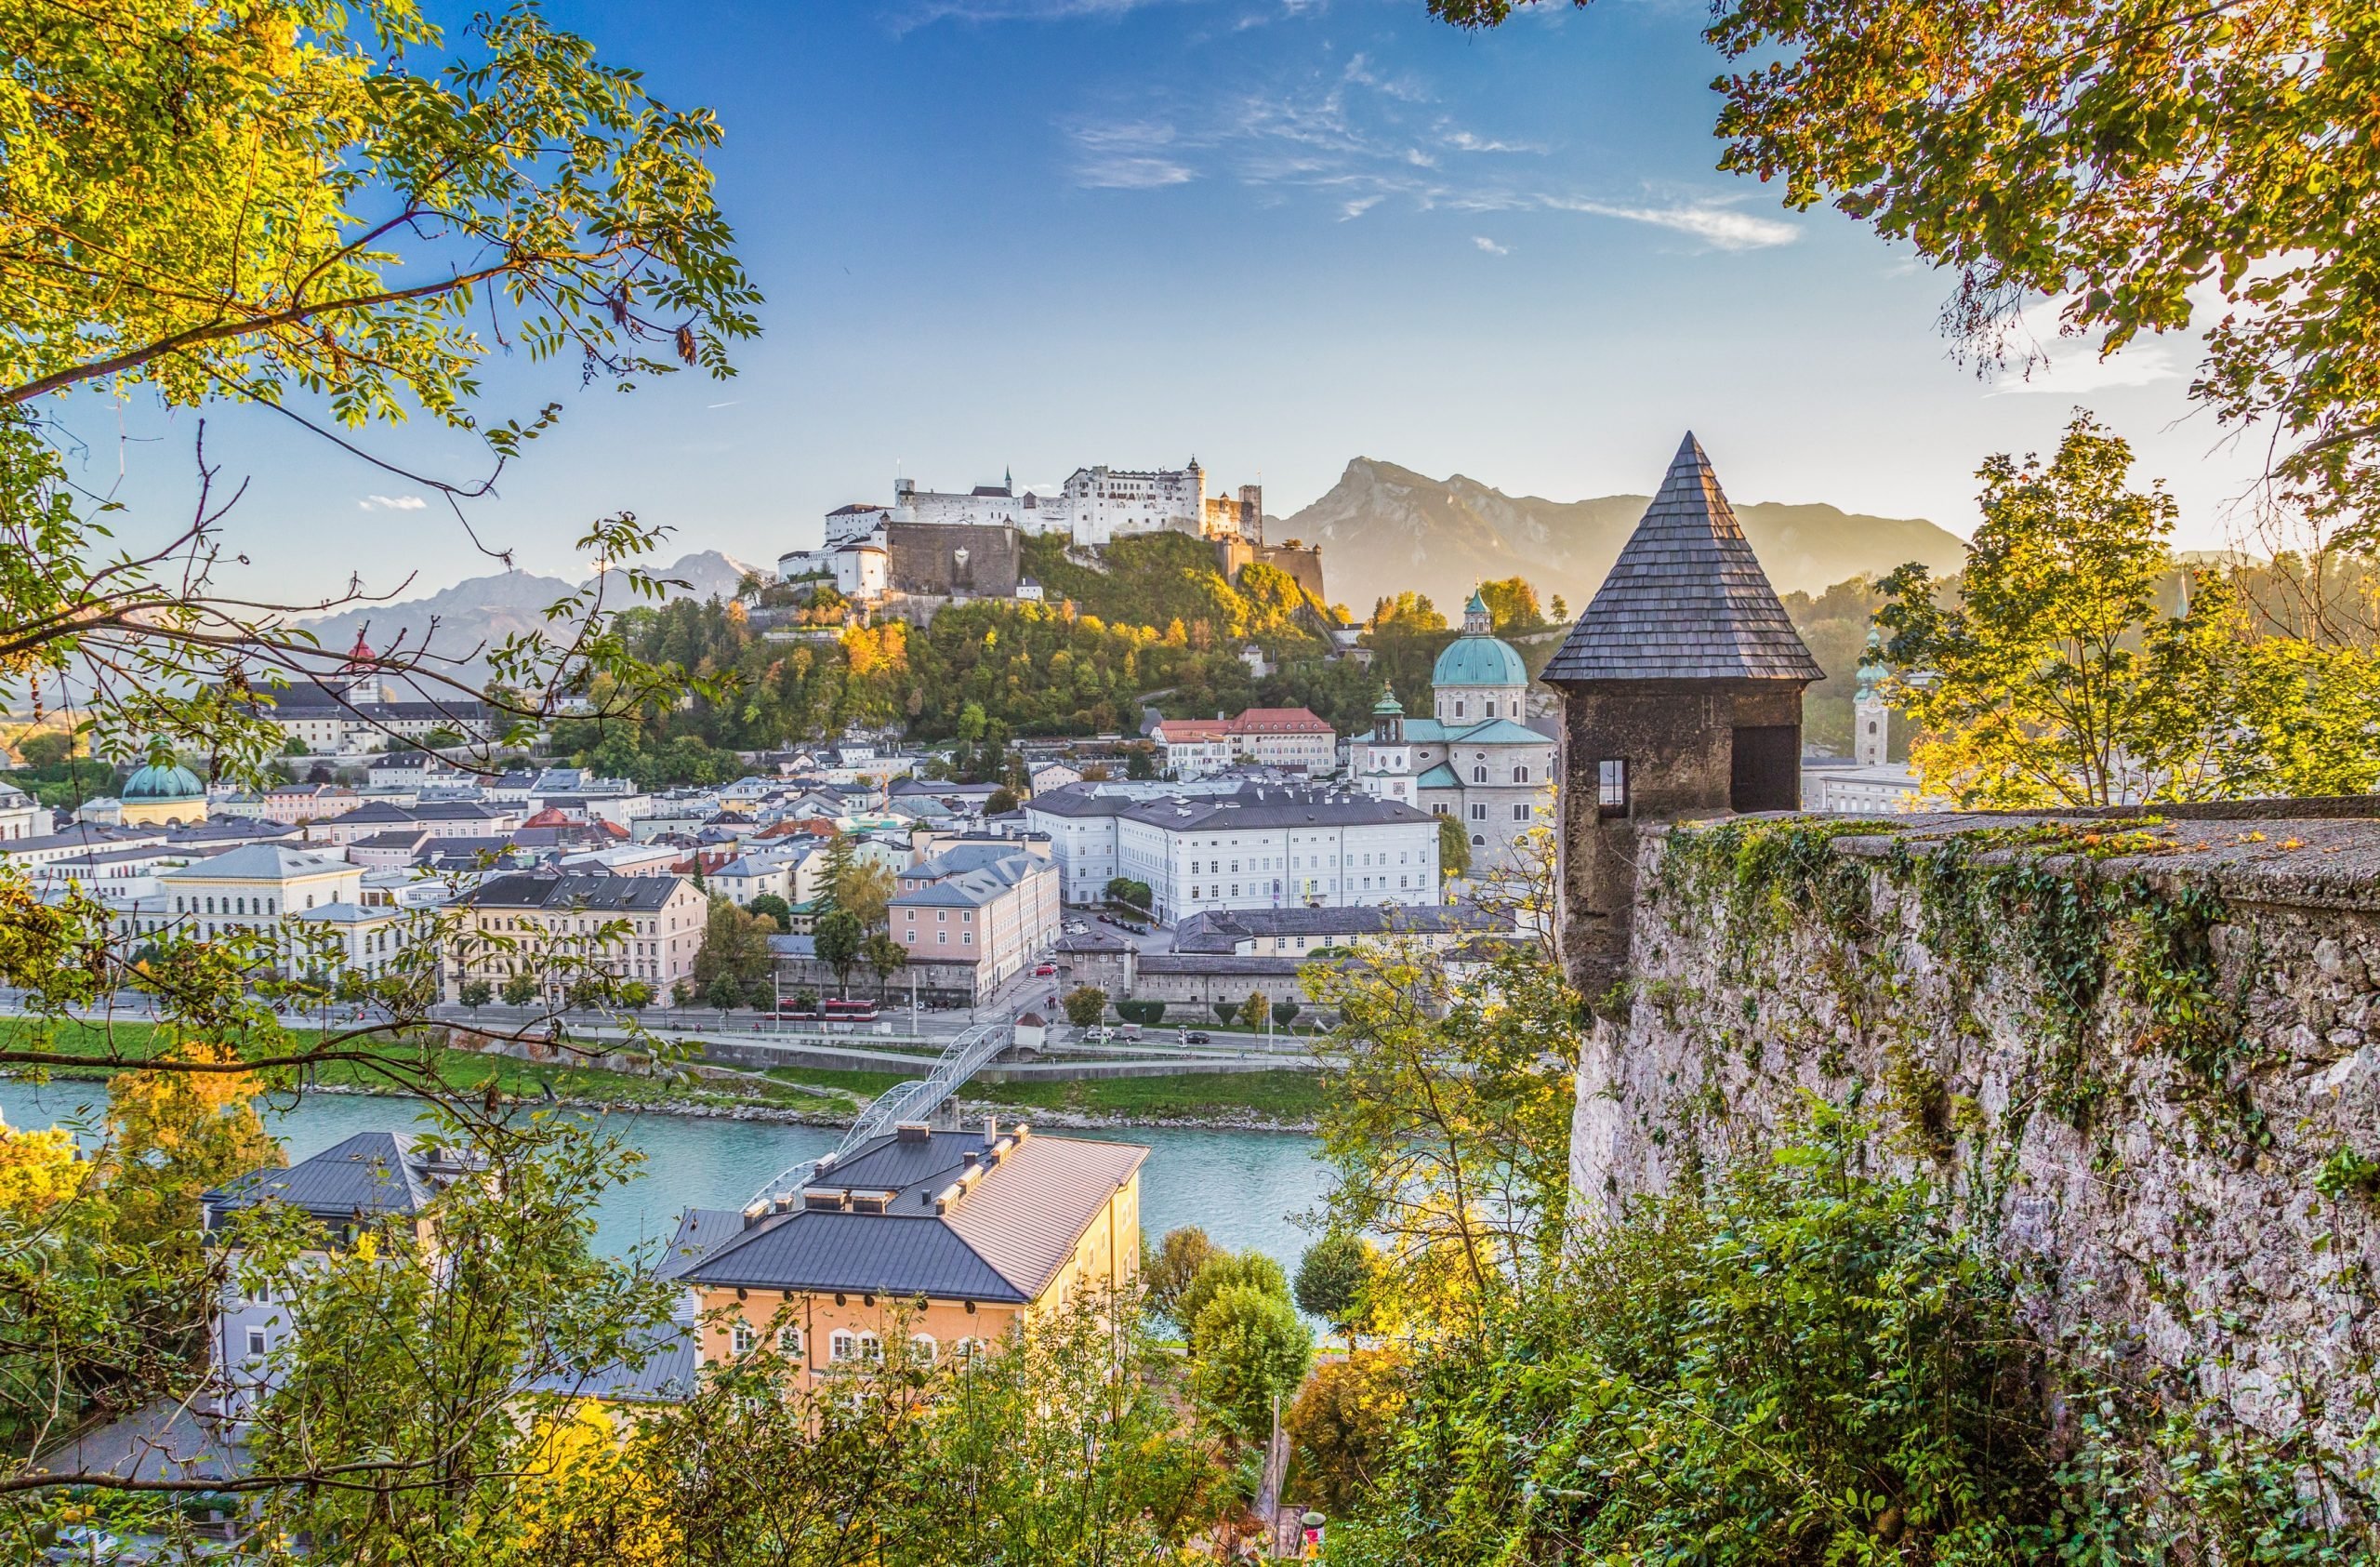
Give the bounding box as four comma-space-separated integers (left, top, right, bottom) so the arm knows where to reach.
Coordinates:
1513, 765, 1529, 784
1472, 765, 1487, 784
909, 1333, 938, 1365
777, 1326, 804, 1357
856, 1333, 883, 1364
1472, 833, 1486, 846
245, 1328, 267, 1359
830, 1331, 856, 1362
1513, 803, 1530, 821
731, 1321, 757, 1356
1597, 759, 1630, 818
1469, 803, 1487, 821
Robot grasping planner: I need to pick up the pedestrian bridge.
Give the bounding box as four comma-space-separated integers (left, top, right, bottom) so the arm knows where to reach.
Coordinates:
747, 1020, 1011, 1205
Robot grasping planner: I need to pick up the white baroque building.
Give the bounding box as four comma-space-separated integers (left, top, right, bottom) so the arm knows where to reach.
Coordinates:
1351, 591, 1556, 873
1024, 780, 1439, 923
782, 462, 1262, 583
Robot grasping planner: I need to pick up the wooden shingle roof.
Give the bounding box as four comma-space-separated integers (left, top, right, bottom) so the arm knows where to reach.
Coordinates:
1541, 433, 1826, 684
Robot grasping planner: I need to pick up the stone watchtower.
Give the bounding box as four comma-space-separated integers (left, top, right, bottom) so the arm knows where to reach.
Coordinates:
1540, 433, 1826, 999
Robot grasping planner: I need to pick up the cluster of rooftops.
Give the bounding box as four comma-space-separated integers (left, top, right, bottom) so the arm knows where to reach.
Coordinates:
203, 1118, 1144, 1311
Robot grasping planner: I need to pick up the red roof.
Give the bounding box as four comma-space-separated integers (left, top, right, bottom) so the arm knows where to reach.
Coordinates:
1154, 706, 1332, 741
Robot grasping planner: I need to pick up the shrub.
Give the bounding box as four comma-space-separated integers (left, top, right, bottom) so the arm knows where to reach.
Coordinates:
1191, 1285, 1313, 1446
1178, 1252, 1291, 1354
1116, 1000, 1166, 1028
1211, 1002, 1238, 1026
1293, 1233, 1377, 1337
1335, 1102, 2057, 1564
1287, 1351, 1406, 1516
1271, 1000, 1301, 1028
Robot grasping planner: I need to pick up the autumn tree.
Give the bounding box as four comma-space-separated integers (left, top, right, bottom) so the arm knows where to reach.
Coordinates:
1063, 986, 1108, 1029
1475, 578, 1546, 634
1144, 1228, 1223, 1330
693, 897, 777, 998
1430, 0, 2380, 546
1191, 1286, 1313, 1446
1878, 413, 2380, 805
1286, 1351, 1407, 1516
812, 909, 865, 997
103, 1042, 283, 1256
1303, 932, 1581, 1331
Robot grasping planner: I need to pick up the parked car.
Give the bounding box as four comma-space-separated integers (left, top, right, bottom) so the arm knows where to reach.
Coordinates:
1033, 963, 1057, 976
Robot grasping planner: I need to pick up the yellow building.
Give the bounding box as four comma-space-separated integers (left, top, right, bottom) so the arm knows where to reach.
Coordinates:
667, 1120, 1145, 1377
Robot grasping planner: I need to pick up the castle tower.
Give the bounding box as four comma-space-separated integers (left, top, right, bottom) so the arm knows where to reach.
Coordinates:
1540, 433, 1825, 998
1854, 627, 1888, 767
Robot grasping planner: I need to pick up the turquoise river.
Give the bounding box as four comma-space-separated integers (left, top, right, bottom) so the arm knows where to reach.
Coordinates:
0, 1081, 1331, 1275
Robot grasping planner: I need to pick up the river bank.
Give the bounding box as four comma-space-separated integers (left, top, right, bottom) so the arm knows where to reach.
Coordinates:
0, 1019, 1329, 1133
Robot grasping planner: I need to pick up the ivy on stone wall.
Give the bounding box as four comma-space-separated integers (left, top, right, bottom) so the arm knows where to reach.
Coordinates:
1650, 817, 2264, 1152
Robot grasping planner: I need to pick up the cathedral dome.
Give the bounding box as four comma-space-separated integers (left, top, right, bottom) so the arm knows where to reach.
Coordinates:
122, 758, 205, 803
1432, 631, 1527, 689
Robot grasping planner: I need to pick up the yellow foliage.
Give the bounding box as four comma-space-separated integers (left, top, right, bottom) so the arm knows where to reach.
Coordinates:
0, 1124, 85, 1217
513, 1403, 680, 1567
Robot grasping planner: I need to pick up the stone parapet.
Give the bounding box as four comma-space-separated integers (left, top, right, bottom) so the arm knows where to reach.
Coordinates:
1580, 809, 2380, 1454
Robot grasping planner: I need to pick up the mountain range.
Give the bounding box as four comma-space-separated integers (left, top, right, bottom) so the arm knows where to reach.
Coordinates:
296, 551, 757, 672
1276, 458, 1969, 613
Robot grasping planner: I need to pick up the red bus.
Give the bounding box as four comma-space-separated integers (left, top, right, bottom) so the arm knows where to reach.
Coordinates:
822, 998, 879, 1023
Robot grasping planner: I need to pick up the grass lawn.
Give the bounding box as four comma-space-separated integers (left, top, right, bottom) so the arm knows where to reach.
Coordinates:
0, 1018, 844, 1115
760, 1062, 1330, 1122
1, 1021, 1327, 1124
974, 1069, 1329, 1122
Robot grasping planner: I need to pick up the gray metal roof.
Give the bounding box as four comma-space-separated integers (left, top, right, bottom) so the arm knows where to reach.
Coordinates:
459, 870, 688, 911
681, 1209, 1029, 1302
675, 1130, 1145, 1303
1172, 902, 1515, 952
206, 1132, 435, 1219
1542, 432, 1826, 684
522, 1321, 701, 1403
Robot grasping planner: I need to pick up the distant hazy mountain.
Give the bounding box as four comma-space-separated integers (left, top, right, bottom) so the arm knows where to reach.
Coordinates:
295, 550, 758, 674
1278, 458, 1968, 612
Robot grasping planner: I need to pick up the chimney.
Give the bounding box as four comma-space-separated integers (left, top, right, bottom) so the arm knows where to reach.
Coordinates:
961, 1149, 980, 1168
895, 1121, 931, 1143
983, 1116, 1000, 1145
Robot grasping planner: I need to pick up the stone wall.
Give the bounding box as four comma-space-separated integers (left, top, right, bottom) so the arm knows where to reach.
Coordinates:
1578, 811, 2380, 1454
884, 521, 1022, 598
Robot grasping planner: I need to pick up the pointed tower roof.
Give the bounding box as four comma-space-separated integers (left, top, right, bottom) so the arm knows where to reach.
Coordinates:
1542, 433, 1825, 684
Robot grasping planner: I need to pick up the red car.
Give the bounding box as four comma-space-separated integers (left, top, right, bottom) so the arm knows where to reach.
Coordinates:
1033, 963, 1057, 976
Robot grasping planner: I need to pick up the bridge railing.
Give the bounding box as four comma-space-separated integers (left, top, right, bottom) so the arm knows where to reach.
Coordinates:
747, 1020, 1012, 1206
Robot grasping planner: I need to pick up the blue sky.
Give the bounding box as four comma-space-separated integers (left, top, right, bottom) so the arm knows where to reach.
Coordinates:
67, 0, 2265, 605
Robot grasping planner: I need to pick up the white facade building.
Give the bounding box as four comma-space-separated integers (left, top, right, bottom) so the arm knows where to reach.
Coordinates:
0, 781, 43, 841
1025, 781, 1439, 923
790, 460, 1262, 560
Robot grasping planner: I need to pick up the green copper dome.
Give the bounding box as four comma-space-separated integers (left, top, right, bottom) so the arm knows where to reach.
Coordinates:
123, 756, 205, 802
1432, 631, 1527, 688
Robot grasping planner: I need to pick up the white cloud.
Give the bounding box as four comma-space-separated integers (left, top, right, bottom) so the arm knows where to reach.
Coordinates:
1444, 127, 1546, 154
1474, 235, 1509, 256
359, 495, 428, 511
1064, 59, 1792, 255
1984, 298, 2186, 395
1547, 197, 1798, 251
1078, 155, 1196, 188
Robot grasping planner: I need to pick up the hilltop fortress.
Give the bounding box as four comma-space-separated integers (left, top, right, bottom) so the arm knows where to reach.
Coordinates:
781, 458, 1321, 608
